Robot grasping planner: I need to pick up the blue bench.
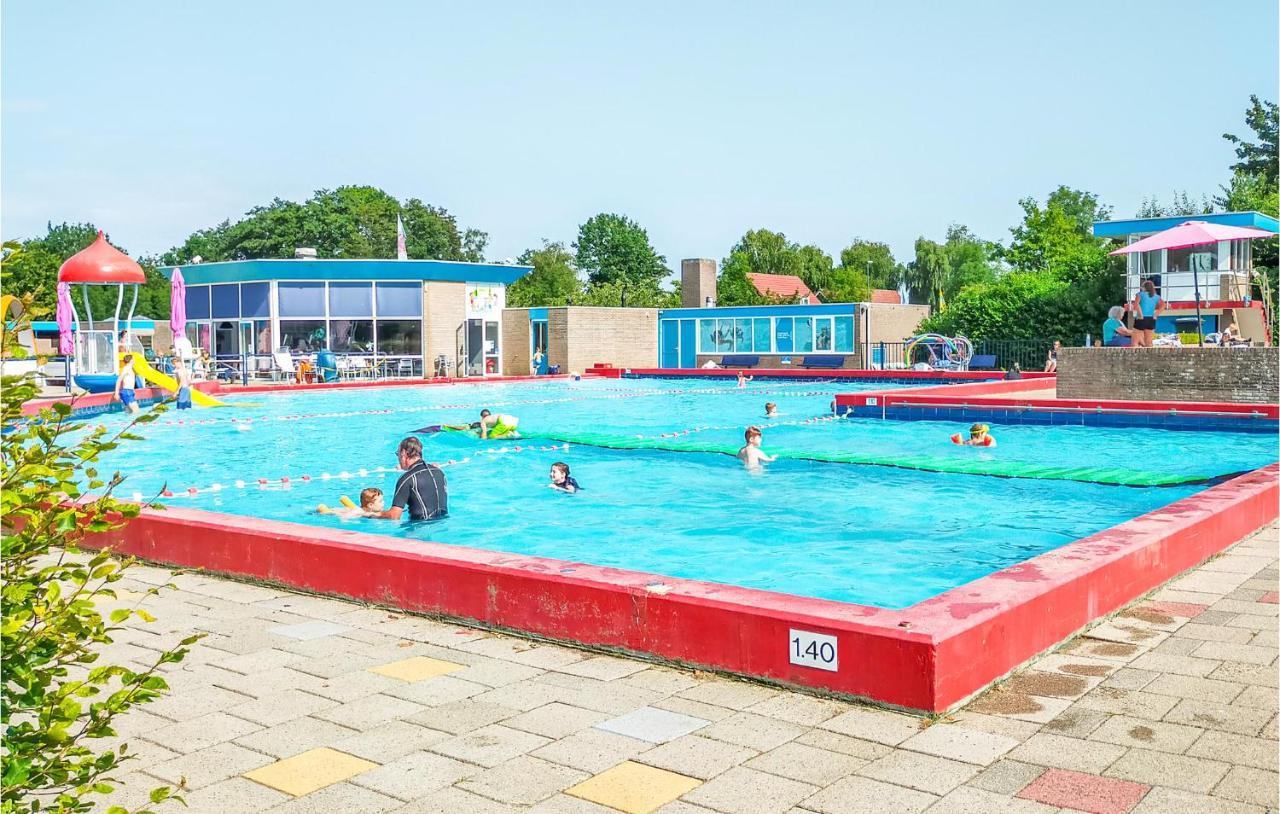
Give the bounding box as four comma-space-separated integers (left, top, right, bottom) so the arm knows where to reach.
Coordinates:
800, 355, 846, 369
720, 355, 760, 368
969, 354, 998, 370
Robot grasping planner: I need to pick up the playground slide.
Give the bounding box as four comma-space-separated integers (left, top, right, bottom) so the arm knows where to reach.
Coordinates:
123, 354, 226, 407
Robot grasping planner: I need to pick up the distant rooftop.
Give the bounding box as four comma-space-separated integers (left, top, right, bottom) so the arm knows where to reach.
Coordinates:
1092, 211, 1279, 239
747, 272, 820, 304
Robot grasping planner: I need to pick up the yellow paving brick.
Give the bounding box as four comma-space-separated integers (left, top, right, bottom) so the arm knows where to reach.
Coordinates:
566, 760, 701, 814
368, 656, 464, 682
243, 747, 377, 796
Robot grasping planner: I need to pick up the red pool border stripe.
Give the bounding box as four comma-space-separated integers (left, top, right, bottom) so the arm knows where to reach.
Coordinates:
593, 367, 1054, 382
84, 462, 1279, 712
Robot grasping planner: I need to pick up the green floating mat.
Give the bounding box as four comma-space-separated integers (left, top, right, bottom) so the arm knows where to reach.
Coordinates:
525, 430, 1222, 487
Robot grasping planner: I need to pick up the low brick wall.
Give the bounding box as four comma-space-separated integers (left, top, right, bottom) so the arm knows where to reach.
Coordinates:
1058, 347, 1280, 404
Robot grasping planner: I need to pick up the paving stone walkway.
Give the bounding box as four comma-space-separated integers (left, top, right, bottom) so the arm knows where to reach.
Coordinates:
93, 524, 1278, 814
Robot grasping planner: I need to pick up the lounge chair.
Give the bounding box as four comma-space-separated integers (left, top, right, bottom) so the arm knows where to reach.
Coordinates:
969, 354, 998, 371
271, 351, 296, 382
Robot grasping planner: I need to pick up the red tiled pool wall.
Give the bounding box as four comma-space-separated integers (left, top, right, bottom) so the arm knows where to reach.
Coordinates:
85, 464, 1278, 712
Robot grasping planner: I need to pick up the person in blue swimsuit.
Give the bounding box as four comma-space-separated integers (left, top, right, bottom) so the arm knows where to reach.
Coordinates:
548, 462, 580, 493
1131, 280, 1164, 348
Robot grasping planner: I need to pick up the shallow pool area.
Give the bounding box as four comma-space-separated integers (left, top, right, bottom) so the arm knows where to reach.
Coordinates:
87, 377, 1279, 609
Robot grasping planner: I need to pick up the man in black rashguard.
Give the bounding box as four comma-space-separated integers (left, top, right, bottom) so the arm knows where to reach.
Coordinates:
377, 437, 448, 521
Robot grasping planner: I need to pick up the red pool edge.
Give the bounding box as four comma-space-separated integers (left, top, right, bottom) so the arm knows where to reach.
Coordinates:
83, 462, 1279, 713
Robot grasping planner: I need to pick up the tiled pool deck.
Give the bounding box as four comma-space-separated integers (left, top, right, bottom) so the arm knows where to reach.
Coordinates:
92, 524, 1278, 814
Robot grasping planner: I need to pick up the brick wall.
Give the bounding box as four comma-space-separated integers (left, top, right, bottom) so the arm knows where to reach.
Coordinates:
423, 282, 465, 373
1058, 347, 1280, 404
562, 307, 658, 373
864, 304, 929, 346
501, 309, 531, 375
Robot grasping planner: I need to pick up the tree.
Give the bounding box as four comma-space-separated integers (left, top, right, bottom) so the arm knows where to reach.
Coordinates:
716, 230, 834, 304
1136, 191, 1213, 218
1, 286, 196, 814
795, 244, 835, 297
919, 270, 1099, 343
3, 223, 171, 319
1005, 186, 1113, 275
838, 240, 902, 291
1223, 96, 1278, 185
507, 241, 581, 307
573, 214, 669, 307
941, 224, 998, 304
907, 238, 950, 311
576, 280, 679, 308
161, 186, 487, 265
822, 266, 872, 303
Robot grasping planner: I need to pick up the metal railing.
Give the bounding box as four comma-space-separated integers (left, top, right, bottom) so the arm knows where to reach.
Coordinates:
208, 352, 426, 385
865, 339, 1084, 371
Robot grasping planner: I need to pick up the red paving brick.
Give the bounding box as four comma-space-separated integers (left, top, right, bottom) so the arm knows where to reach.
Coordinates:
1140, 601, 1208, 618
1260, 591, 1278, 604
1016, 768, 1149, 814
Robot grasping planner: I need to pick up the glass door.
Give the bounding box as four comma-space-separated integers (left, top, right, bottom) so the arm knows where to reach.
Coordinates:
531, 321, 549, 374
484, 320, 500, 375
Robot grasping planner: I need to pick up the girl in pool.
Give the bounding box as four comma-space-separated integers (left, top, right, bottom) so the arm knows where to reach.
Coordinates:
952, 423, 997, 448
548, 462, 580, 493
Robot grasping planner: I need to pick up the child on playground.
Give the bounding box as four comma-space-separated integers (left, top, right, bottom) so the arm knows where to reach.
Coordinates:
548, 462, 580, 493
738, 426, 777, 469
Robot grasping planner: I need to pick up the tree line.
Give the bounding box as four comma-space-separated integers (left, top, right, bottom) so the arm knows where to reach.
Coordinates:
4, 97, 1274, 340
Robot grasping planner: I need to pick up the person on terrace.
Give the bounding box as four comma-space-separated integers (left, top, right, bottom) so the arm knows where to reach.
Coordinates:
1043, 341, 1061, 373
1131, 280, 1164, 348
1103, 306, 1134, 347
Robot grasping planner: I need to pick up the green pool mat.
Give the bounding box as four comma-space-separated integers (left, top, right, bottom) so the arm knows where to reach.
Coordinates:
523, 430, 1226, 487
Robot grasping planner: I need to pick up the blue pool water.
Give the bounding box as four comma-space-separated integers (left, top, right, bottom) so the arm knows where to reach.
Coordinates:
85, 377, 1278, 608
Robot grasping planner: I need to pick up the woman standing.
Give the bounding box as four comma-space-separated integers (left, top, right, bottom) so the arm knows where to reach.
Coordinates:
1131, 280, 1164, 348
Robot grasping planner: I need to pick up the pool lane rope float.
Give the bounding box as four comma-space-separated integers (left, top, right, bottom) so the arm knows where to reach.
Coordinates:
147, 384, 844, 428
138, 442, 572, 500
519, 430, 1228, 487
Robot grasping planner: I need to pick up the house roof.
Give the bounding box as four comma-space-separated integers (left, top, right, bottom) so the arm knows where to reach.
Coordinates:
746, 273, 820, 303
870, 289, 901, 304
160, 258, 532, 286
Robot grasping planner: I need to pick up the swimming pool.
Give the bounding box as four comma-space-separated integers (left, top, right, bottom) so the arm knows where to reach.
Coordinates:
89, 376, 1277, 609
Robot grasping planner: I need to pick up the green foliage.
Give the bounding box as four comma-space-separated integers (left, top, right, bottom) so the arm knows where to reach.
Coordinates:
160, 186, 487, 264
507, 241, 582, 307
1005, 186, 1112, 275
837, 240, 902, 291
822, 267, 872, 304
3, 224, 170, 320
1222, 95, 1278, 185
573, 214, 669, 307
574, 280, 679, 308
907, 238, 950, 311
1136, 190, 1213, 218
717, 230, 833, 304
1, 291, 196, 813
920, 270, 1098, 342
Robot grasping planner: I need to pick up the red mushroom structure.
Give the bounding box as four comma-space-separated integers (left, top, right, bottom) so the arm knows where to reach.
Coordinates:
56, 231, 147, 392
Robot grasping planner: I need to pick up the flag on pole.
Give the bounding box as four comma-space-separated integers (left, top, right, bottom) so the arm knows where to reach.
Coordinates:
396, 214, 408, 261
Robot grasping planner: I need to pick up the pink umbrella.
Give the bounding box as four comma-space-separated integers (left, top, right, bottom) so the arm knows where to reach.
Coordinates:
1109, 220, 1276, 255
169, 267, 186, 342
55, 282, 75, 355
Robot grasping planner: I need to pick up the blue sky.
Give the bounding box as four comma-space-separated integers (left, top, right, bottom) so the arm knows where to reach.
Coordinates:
3, 1, 1276, 270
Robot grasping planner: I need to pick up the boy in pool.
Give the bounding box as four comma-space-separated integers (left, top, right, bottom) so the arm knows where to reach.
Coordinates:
737, 371, 752, 388
738, 426, 777, 469
548, 462, 580, 493
765, 402, 779, 418
952, 423, 997, 448
318, 487, 384, 519
113, 354, 140, 414
478, 409, 520, 439
175, 359, 193, 410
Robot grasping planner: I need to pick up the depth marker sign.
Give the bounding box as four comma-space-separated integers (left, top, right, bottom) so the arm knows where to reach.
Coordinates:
789, 628, 838, 672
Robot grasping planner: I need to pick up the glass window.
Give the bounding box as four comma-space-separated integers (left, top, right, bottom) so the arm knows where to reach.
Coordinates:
774, 318, 793, 353
834, 316, 855, 352
280, 319, 327, 352
329, 282, 373, 317
698, 319, 716, 353
814, 317, 833, 351
375, 282, 422, 317
753, 318, 771, 352
715, 319, 734, 352
253, 320, 272, 354
213, 320, 239, 356
278, 282, 325, 317
795, 318, 813, 352
376, 319, 422, 355
240, 283, 270, 318
211, 284, 240, 319
734, 319, 752, 352
330, 319, 374, 352
185, 286, 211, 320
1168, 246, 1217, 275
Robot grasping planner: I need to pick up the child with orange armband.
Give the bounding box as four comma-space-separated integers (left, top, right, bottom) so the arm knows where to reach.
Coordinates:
951, 423, 997, 448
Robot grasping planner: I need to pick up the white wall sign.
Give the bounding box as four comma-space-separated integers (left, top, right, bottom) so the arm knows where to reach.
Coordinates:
789, 628, 838, 672
466, 284, 505, 319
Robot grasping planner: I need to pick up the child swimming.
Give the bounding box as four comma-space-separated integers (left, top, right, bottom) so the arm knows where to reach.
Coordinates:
737, 426, 777, 469
548, 462, 580, 493
317, 487, 384, 519
478, 409, 520, 439
951, 423, 997, 448
764, 402, 779, 418
737, 371, 753, 388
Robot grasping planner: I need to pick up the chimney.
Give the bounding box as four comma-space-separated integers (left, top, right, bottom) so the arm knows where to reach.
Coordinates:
294, 247, 318, 260
681, 258, 716, 308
